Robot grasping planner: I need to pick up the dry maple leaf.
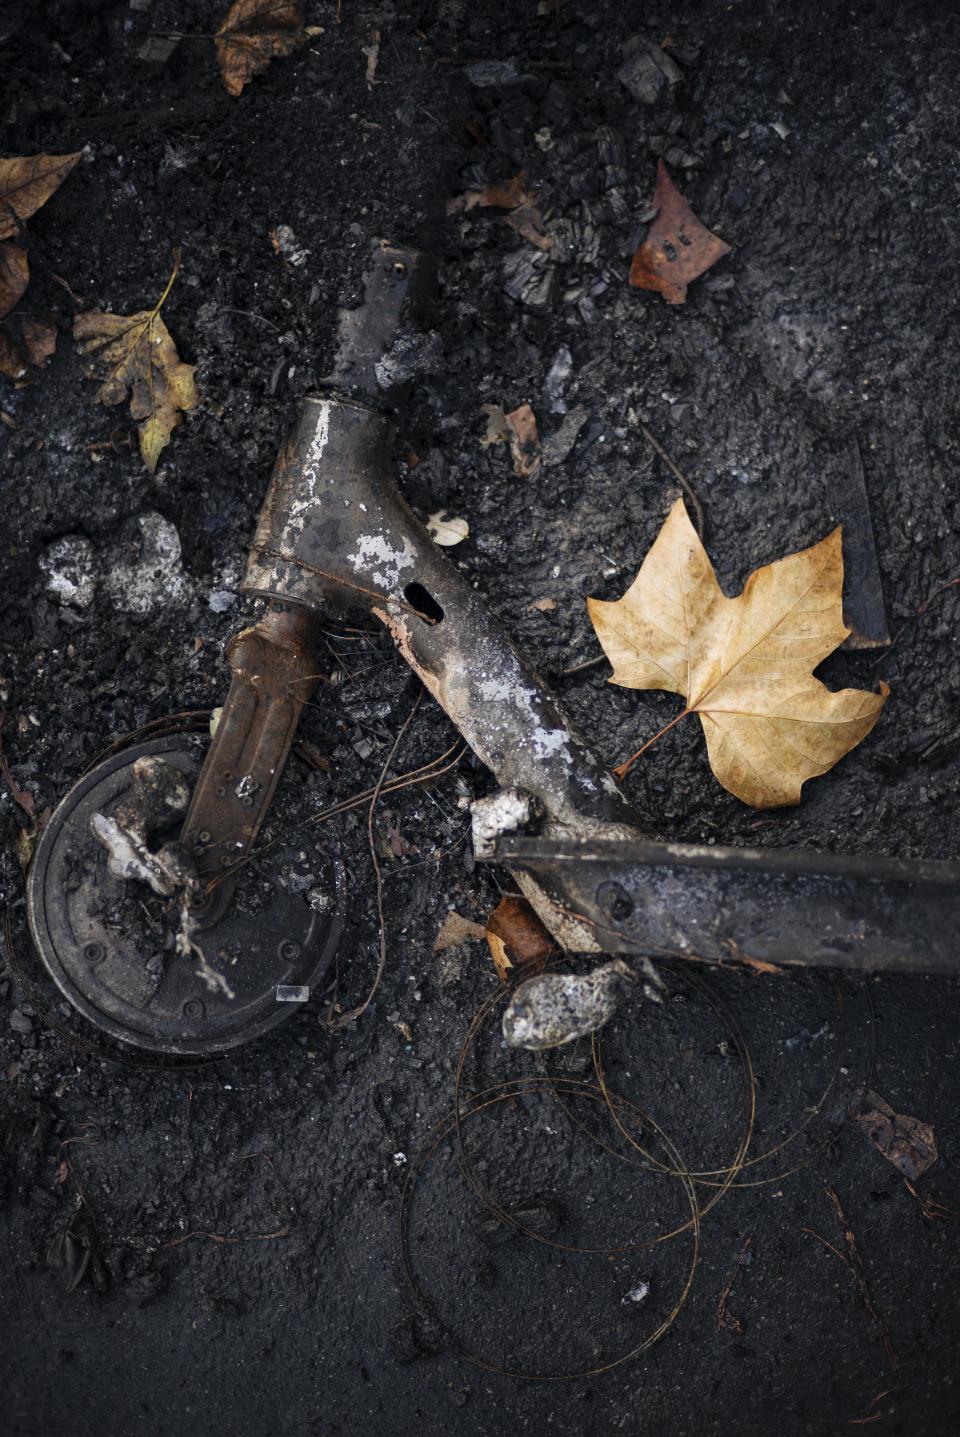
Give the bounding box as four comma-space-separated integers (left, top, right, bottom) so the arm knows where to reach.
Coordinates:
0, 242, 29, 320
0, 152, 82, 240
630, 160, 730, 304
73, 255, 197, 473
215, 0, 307, 97
587, 499, 889, 808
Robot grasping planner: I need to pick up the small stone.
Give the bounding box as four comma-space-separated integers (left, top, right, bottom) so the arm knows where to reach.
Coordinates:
39, 536, 97, 609
502, 960, 635, 1050
9, 1010, 34, 1035
544, 346, 573, 409
465, 59, 522, 87
105, 512, 190, 615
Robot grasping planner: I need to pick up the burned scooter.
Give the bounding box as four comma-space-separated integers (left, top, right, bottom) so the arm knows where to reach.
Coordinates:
27, 242, 960, 1055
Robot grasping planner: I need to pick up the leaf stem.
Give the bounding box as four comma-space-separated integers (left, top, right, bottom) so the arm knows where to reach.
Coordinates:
154, 249, 181, 315
613, 708, 690, 781
639, 423, 705, 539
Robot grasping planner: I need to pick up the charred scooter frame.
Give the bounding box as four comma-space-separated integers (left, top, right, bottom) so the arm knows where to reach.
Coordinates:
27, 241, 960, 1055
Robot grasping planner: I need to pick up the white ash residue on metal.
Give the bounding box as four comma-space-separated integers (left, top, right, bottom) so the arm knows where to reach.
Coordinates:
470, 788, 533, 860
90, 754, 195, 900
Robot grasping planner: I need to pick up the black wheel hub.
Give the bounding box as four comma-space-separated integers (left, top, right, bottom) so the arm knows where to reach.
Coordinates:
26, 733, 342, 1055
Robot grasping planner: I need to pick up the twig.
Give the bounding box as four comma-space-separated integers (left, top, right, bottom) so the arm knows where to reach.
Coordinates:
805, 1187, 899, 1373
222, 307, 280, 331
163, 1225, 290, 1248
0, 714, 35, 818
716, 1236, 751, 1334
639, 423, 705, 539
872, 573, 960, 669
207, 739, 465, 891
803, 1227, 849, 1266
0, 204, 85, 306
916, 576, 960, 616
328, 694, 423, 1030
903, 1177, 960, 1224
849, 1391, 893, 1427
560, 652, 606, 676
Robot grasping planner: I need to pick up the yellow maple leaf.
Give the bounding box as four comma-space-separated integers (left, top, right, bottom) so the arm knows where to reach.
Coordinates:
73, 255, 197, 473
587, 498, 889, 808
215, 0, 307, 98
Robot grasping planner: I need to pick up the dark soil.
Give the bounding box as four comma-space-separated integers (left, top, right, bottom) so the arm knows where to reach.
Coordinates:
3, 1, 960, 1433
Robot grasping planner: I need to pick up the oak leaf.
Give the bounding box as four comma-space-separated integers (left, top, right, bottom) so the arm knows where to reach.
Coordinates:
0, 153, 82, 239
215, 0, 307, 97
587, 499, 889, 808
630, 160, 730, 304
74, 257, 197, 473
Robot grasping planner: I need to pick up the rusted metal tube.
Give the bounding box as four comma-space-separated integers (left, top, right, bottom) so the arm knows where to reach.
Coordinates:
180, 604, 322, 880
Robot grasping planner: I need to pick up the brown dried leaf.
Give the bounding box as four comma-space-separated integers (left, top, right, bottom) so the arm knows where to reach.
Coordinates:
215, 0, 307, 98
433, 912, 486, 952
503, 202, 553, 251
0, 243, 29, 320
463, 118, 490, 146
0, 716, 35, 818
487, 895, 554, 972
486, 932, 514, 983
588, 498, 889, 807
506, 403, 541, 477
448, 172, 552, 250
630, 160, 731, 304
0, 325, 27, 381
21, 314, 57, 367
480, 403, 509, 446
362, 28, 380, 88
448, 172, 530, 214
0, 153, 82, 240
854, 1090, 937, 1181
74, 256, 197, 473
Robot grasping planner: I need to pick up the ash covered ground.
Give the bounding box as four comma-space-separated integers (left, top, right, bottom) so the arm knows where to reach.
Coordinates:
2, 1, 960, 1433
